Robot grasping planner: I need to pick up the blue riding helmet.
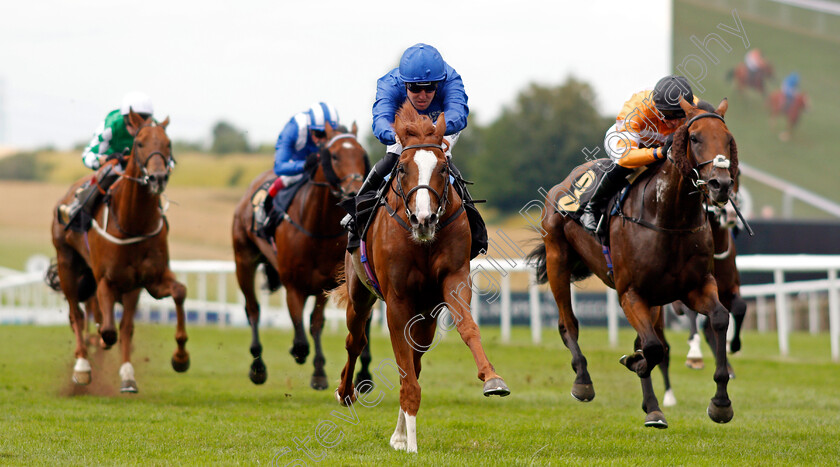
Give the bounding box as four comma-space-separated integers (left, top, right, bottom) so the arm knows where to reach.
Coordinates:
307, 102, 340, 131
398, 43, 447, 83
783, 72, 800, 89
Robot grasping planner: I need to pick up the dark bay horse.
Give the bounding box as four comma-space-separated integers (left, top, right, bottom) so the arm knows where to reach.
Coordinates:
231, 122, 371, 389
48, 110, 187, 393
768, 89, 807, 141
527, 97, 738, 428
334, 102, 509, 453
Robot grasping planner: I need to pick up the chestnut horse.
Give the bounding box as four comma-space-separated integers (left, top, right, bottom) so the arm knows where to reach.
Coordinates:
48, 110, 187, 393
728, 61, 774, 96
231, 122, 371, 390
768, 89, 807, 141
527, 97, 738, 428
333, 102, 509, 453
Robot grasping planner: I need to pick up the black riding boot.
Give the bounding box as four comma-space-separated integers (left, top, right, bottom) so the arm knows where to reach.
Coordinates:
449, 162, 488, 259
340, 152, 400, 251
254, 194, 274, 240
579, 163, 633, 236
60, 164, 121, 232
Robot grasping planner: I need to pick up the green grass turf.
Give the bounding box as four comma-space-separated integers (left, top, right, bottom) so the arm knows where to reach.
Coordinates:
1, 324, 839, 465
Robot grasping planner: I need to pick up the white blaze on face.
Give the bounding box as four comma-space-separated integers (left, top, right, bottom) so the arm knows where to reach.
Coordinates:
412, 150, 437, 223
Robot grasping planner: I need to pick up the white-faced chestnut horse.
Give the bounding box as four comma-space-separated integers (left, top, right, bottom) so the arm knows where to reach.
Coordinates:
48, 110, 187, 393
528, 97, 738, 428
231, 122, 372, 390
333, 102, 509, 453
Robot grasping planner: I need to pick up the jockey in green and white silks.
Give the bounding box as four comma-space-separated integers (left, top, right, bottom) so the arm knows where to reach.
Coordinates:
59, 91, 156, 230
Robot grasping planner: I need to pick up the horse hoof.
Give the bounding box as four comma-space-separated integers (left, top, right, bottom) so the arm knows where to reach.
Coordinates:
571, 383, 595, 402
644, 411, 668, 429
101, 329, 118, 347
249, 359, 267, 385
120, 380, 138, 393
685, 358, 704, 370
335, 388, 355, 406
707, 401, 734, 423
72, 371, 91, 386
311, 375, 329, 391
171, 356, 190, 373
483, 377, 510, 397
289, 345, 309, 365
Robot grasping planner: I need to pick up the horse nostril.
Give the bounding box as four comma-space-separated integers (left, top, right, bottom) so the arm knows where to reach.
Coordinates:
409, 214, 418, 226
708, 179, 720, 190
429, 213, 438, 224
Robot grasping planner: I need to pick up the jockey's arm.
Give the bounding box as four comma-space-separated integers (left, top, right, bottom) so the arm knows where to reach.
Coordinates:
81, 120, 111, 170
439, 66, 469, 136
372, 74, 401, 146
605, 120, 668, 169
273, 118, 307, 176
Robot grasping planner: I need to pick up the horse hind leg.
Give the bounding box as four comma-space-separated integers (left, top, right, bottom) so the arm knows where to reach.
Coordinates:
55, 251, 93, 385
544, 240, 593, 402
353, 317, 374, 394
286, 288, 310, 365
309, 293, 329, 390
619, 295, 668, 427
335, 265, 376, 405
234, 250, 267, 384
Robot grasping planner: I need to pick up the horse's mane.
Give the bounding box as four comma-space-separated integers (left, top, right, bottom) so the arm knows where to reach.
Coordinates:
670, 104, 739, 181
394, 102, 438, 143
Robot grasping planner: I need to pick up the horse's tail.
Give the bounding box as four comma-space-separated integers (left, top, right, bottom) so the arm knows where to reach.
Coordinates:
330, 263, 349, 307
526, 243, 549, 284
262, 262, 282, 293
44, 259, 61, 292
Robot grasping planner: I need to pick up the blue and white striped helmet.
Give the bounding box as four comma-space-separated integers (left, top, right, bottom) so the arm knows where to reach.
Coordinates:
307, 102, 340, 131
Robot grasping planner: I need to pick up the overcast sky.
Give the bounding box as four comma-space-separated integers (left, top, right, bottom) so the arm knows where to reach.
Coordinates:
0, 0, 669, 150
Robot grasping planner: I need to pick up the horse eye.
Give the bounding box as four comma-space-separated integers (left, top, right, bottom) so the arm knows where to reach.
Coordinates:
332, 154, 339, 161
689, 134, 699, 143
137, 142, 144, 148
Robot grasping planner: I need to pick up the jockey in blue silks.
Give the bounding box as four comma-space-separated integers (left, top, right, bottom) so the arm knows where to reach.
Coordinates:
254, 102, 340, 230
781, 72, 800, 110
341, 43, 487, 259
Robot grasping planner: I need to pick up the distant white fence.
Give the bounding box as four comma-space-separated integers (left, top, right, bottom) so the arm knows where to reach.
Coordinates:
1, 255, 838, 361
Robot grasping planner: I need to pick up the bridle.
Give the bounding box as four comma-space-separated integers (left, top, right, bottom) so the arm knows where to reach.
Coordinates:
675, 112, 732, 201
122, 121, 175, 186
393, 143, 451, 224
310, 133, 368, 199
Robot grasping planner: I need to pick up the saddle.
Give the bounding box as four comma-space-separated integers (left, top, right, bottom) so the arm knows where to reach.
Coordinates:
250, 176, 308, 239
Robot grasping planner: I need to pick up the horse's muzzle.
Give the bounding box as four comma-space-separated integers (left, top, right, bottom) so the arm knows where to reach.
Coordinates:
706, 175, 732, 206
147, 172, 170, 195
409, 212, 438, 242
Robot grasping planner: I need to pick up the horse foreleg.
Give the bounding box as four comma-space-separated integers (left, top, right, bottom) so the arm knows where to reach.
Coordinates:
309, 293, 328, 390
354, 317, 374, 394
69, 300, 91, 385
683, 305, 705, 369
146, 271, 189, 372
118, 289, 141, 393
233, 254, 265, 384
384, 306, 421, 453
336, 266, 376, 404
686, 276, 734, 424
286, 288, 310, 364
620, 291, 667, 427
653, 308, 676, 408
442, 274, 510, 397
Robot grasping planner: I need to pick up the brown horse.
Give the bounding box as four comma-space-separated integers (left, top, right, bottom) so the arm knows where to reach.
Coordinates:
768, 89, 807, 141
527, 97, 738, 428
333, 102, 509, 453
729, 61, 774, 95
231, 122, 371, 389
48, 110, 187, 393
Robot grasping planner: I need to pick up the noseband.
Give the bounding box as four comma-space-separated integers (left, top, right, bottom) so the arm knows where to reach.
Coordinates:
311, 133, 367, 199
394, 143, 451, 222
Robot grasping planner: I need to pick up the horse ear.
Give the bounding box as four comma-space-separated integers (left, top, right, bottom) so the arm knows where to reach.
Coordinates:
716, 98, 729, 117
433, 113, 446, 140
159, 116, 170, 129
678, 96, 695, 116
351, 121, 358, 136
127, 108, 146, 135
324, 121, 335, 138
394, 114, 407, 144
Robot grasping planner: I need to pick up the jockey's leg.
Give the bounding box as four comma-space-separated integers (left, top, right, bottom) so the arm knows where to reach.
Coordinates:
255, 177, 285, 235
449, 161, 488, 259
341, 151, 400, 250
580, 162, 632, 235
59, 163, 120, 228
